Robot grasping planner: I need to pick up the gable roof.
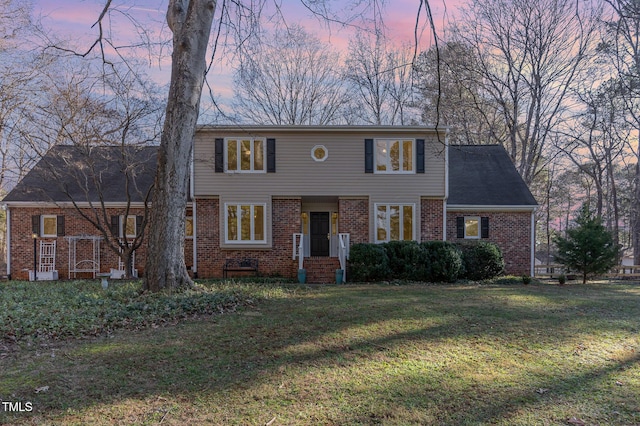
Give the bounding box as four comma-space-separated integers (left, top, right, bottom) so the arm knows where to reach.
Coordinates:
3, 145, 157, 204
447, 145, 537, 207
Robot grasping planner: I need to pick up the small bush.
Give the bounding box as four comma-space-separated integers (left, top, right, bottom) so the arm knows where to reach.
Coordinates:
421, 241, 463, 283
382, 240, 428, 280
348, 243, 391, 282
457, 241, 505, 281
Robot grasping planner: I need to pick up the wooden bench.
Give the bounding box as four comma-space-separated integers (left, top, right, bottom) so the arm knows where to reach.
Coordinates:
223, 258, 259, 279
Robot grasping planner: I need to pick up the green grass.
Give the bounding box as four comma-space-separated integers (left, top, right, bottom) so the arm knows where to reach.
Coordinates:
1, 279, 639, 425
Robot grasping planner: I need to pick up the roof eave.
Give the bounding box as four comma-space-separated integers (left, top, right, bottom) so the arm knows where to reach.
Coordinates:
446, 204, 538, 212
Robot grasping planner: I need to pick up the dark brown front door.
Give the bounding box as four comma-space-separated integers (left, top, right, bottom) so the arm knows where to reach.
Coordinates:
310, 212, 330, 257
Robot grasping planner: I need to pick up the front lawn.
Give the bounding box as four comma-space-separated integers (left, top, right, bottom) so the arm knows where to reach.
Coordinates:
1, 279, 639, 425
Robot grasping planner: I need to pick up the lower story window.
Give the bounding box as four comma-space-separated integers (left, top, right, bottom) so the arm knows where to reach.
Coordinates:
225, 203, 266, 243
375, 204, 414, 242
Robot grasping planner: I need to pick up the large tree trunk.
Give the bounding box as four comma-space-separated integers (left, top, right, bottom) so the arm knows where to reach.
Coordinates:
144, 0, 217, 292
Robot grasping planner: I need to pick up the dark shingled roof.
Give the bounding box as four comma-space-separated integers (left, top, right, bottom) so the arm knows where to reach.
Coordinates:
3, 145, 157, 203
448, 145, 537, 206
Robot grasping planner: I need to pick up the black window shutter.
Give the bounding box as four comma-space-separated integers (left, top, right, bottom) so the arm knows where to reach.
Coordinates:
56, 215, 65, 236
136, 215, 143, 235
267, 138, 276, 173
110, 215, 120, 237
481, 217, 489, 238
365, 139, 374, 173
456, 217, 465, 238
32, 215, 41, 236
416, 139, 425, 173
214, 138, 224, 173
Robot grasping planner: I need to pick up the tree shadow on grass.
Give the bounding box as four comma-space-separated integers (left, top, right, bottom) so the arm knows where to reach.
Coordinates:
1, 283, 639, 424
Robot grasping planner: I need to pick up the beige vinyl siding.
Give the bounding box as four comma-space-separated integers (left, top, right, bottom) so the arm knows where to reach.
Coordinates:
193, 128, 446, 199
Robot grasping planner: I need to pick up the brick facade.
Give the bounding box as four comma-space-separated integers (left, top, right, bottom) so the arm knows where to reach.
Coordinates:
338, 198, 369, 244
421, 198, 444, 241
7, 206, 169, 280
195, 198, 300, 279
446, 211, 533, 276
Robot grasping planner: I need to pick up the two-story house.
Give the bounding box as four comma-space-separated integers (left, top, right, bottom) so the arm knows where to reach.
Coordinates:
3, 125, 538, 283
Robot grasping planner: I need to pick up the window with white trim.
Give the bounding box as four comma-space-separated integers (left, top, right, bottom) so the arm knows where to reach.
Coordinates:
124, 216, 137, 238
464, 216, 480, 239
41, 215, 58, 238
225, 203, 266, 243
375, 204, 415, 242
225, 138, 265, 172
375, 139, 415, 173
185, 216, 194, 238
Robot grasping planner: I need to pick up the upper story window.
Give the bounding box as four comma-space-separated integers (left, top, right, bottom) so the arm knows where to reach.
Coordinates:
375, 139, 415, 173
225, 138, 265, 173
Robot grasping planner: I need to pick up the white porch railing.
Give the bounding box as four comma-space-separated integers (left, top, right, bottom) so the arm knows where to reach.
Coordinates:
293, 233, 304, 270
338, 233, 350, 282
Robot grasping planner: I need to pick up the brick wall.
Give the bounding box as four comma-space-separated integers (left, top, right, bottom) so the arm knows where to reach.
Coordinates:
195, 198, 299, 279
8, 206, 193, 280
338, 198, 369, 244
446, 211, 533, 276
421, 198, 444, 241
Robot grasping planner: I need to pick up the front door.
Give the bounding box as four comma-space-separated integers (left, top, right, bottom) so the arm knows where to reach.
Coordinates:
310, 212, 330, 256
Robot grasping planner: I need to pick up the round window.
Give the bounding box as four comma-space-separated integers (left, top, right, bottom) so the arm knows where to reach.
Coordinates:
311, 145, 328, 162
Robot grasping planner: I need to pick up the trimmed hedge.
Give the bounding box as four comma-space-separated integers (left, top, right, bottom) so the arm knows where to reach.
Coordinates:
348, 243, 391, 282
457, 241, 505, 280
421, 241, 464, 283
348, 240, 505, 283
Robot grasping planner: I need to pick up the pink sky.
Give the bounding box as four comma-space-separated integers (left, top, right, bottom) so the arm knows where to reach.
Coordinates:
33, 0, 454, 103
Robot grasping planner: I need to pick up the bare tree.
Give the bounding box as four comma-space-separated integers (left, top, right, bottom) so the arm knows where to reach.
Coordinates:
344, 29, 415, 125
601, 0, 640, 264
450, 0, 600, 185
232, 24, 347, 125
413, 41, 501, 144
23, 63, 162, 278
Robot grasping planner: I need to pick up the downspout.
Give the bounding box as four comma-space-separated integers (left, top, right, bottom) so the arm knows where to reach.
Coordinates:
5, 206, 10, 279
443, 132, 449, 241
190, 147, 197, 278
192, 200, 197, 277
530, 209, 536, 277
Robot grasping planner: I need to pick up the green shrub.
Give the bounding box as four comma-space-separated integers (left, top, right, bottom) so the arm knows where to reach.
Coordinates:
421, 241, 463, 283
457, 241, 505, 280
348, 243, 391, 282
382, 240, 428, 280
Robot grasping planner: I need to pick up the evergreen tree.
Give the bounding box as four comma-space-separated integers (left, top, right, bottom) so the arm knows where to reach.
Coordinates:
554, 205, 619, 284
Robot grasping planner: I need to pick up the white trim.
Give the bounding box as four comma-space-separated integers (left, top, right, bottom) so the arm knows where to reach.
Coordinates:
41, 215, 58, 238
442, 201, 447, 242
190, 147, 195, 200
374, 203, 416, 243
6, 208, 10, 277
311, 145, 329, 162
199, 125, 448, 133
530, 210, 536, 277
447, 205, 538, 212
3, 201, 150, 209
192, 200, 197, 274
123, 215, 137, 238
463, 216, 481, 239
373, 138, 416, 174
224, 137, 266, 173
224, 202, 268, 244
